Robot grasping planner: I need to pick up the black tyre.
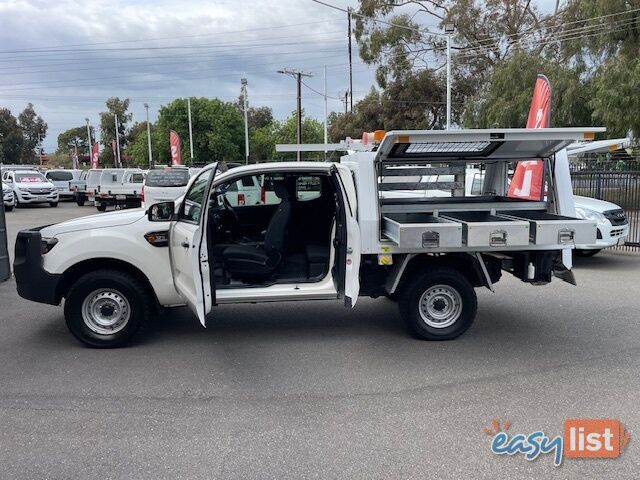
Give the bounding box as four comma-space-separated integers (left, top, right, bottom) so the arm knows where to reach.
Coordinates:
576, 249, 601, 257
49, 202, 58, 208
398, 267, 477, 341
76, 195, 86, 206
4, 204, 13, 212
96, 203, 107, 212
64, 270, 153, 348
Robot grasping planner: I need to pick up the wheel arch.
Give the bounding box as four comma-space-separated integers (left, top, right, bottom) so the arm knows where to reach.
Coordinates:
56, 258, 159, 307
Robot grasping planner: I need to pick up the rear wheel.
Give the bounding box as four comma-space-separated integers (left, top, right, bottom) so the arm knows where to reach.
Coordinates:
64, 270, 153, 348
398, 267, 477, 341
76, 194, 86, 206
576, 249, 601, 257
96, 203, 107, 212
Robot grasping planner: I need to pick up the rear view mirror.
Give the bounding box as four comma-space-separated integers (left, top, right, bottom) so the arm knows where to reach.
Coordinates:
148, 202, 175, 222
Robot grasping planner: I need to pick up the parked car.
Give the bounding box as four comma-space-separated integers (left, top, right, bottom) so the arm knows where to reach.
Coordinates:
85, 169, 103, 206
95, 168, 144, 211
143, 167, 201, 208
3, 170, 58, 207
573, 195, 629, 256
45, 169, 82, 199
2, 181, 15, 211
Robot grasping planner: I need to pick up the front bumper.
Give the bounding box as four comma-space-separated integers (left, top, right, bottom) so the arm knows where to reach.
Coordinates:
14, 229, 61, 305
15, 190, 59, 204
575, 223, 629, 250
3, 191, 14, 206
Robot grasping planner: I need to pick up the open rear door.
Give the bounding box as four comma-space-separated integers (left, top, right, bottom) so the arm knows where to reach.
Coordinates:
330, 165, 361, 307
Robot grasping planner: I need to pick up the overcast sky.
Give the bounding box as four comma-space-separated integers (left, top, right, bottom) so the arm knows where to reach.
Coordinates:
0, 0, 557, 153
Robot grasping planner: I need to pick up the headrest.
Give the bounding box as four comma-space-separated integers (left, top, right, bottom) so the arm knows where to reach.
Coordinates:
273, 181, 290, 200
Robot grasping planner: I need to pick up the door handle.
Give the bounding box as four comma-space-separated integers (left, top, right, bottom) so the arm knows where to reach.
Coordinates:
181, 241, 190, 248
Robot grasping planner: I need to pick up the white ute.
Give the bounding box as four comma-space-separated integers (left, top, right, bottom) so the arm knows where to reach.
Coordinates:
14, 128, 600, 348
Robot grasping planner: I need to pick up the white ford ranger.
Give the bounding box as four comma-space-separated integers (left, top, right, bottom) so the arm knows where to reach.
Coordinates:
14, 128, 600, 348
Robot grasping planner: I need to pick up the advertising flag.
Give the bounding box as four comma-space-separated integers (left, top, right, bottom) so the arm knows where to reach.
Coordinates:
91, 142, 100, 169
507, 74, 552, 200
170, 130, 182, 166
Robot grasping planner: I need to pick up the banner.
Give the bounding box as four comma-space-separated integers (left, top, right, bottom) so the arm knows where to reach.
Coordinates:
91, 142, 100, 169
170, 130, 182, 166
507, 74, 552, 200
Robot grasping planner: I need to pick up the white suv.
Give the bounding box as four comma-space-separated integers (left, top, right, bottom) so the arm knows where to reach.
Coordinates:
3, 170, 59, 207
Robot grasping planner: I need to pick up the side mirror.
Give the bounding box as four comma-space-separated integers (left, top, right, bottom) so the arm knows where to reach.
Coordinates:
148, 202, 175, 222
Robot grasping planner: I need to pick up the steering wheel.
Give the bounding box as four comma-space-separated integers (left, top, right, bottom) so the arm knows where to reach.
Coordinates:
210, 193, 239, 241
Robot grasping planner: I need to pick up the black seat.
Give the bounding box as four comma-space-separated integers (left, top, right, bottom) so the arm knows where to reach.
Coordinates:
222, 181, 292, 280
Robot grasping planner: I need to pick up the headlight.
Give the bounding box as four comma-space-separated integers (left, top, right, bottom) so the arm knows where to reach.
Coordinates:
17, 186, 29, 191
575, 207, 606, 223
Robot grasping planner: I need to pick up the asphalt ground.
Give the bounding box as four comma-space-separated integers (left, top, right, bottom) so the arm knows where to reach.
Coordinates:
0, 202, 639, 479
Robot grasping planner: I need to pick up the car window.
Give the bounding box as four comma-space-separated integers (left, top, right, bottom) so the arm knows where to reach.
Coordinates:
16, 173, 46, 183
129, 173, 144, 183
241, 177, 255, 187
146, 169, 189, 187
179, 169, 212, 223
471, 173, 484, 196
296, 176, 322, 201
46, 171, 74, 181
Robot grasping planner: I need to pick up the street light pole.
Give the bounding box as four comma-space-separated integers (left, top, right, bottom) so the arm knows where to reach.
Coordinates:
85, 118, 92, 166
241, 78, 250, 164
277, 68, 312, 161
144, 103, 153, 168
444, 23, 455, 130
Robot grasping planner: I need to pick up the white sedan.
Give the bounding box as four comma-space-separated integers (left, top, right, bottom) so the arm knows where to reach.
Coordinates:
574, 195, 629, 256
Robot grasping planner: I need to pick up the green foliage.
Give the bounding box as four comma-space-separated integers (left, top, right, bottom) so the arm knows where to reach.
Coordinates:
99, 97, 132, 166
17, 103, 47, 164
0, 108, 23, 164
591, 55, 640, 138
57, 126, 92, 155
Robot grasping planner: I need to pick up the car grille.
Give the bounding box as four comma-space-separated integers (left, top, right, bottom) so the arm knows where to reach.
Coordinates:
28, 188, 52, 194
603, 209, 627, 226
610, 228, 626, 238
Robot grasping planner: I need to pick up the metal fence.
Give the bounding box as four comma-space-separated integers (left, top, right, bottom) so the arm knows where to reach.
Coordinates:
570, 157, 640, 252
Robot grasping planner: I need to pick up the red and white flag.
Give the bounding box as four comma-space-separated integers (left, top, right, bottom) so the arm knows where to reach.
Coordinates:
91, 142, 100, 169
507, 74, 552, 200
170, 130, 182, 166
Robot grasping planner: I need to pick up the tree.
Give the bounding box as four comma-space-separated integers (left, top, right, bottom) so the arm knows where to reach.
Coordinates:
99, 97, 132, 166
18, 103, 47, 164
0, 108, 23, 164
57, 126, 92, 155
274, 111, 325, 161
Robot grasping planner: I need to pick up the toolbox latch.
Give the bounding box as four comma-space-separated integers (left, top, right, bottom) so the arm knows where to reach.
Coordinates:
422, 231, 440, 248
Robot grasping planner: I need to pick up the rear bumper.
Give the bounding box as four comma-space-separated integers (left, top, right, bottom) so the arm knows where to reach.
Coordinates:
13, 229, 61, 305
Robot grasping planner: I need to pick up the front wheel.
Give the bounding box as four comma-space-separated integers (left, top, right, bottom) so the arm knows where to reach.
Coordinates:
398, 267, 477, 341
4, 204, 13, 212
64, 270, 153, 348
49, 202, 58, 208
76, 195, 86, 206
576, 249, 601, 257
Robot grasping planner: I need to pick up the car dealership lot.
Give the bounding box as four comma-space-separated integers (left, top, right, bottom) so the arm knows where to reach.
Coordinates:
1, 204, 639, 479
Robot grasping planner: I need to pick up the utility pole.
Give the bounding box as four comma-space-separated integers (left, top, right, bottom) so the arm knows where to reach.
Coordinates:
85, 118, 92, 166
343, 91, 349, 114
277, 68, 313, 161
241, 78, 250, 164
187, 97, 194, 164
323, 65, 328, 160
347, 7, 353, 112
144, 104, 153, 168
114, 113, 121, 167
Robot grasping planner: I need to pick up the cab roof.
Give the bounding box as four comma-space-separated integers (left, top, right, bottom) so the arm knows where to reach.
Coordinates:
376, 127, 606, 162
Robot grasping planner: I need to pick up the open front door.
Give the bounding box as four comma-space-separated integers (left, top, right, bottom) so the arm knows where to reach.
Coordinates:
330, 165, 361, 307
169, 165, 217, 326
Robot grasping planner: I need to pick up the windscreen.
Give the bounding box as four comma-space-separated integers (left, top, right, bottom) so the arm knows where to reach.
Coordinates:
16, 173, 46, 183
146, 169, 190, 187
87, 171, 101, 184
46, 171, 74, 181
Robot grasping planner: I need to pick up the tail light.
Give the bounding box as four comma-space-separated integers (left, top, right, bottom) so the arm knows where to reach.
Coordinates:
237, 193, 245, 206
141, 185, 145, 202
260, 186, 265, 204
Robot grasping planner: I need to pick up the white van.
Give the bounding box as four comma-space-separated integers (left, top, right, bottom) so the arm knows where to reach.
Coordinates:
45, 169, 82, 199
